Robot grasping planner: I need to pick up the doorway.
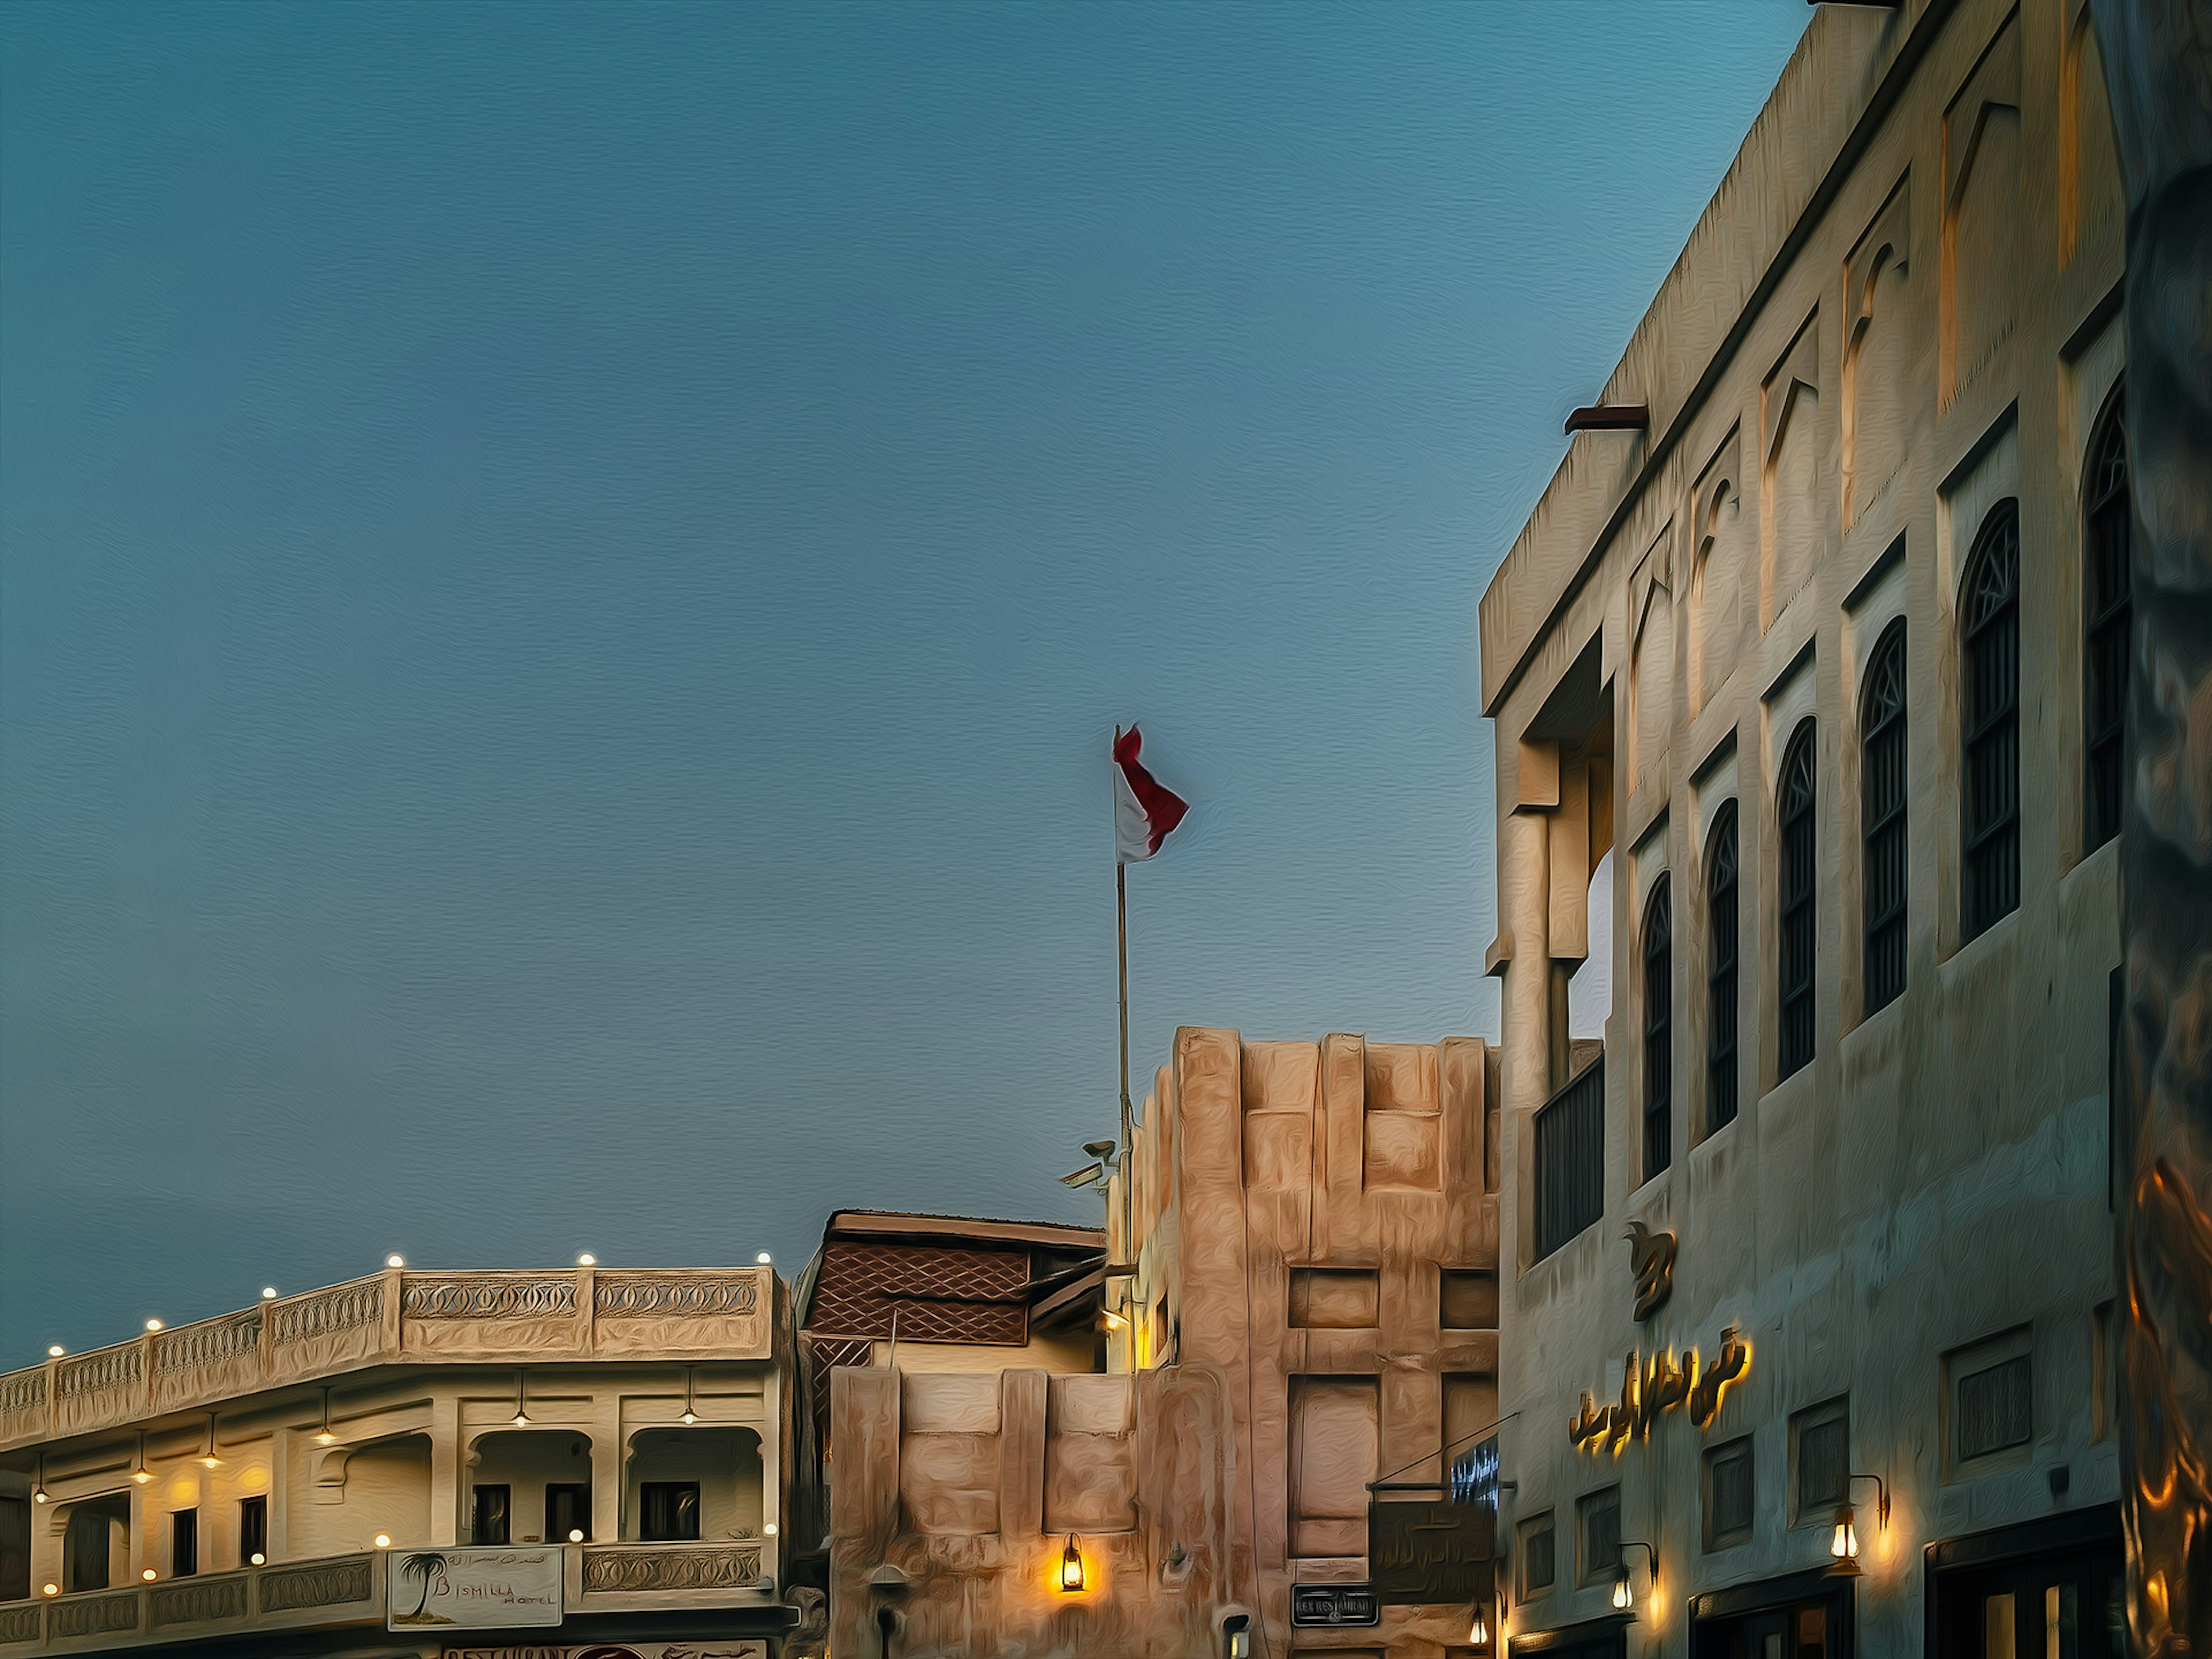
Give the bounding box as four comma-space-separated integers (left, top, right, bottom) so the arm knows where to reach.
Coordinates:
1691, 1574, 1851, 1659
1931, 1539, 2126, 1658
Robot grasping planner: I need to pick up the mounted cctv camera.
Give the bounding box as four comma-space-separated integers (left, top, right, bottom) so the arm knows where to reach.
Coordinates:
1059, 1162, 1105, 1188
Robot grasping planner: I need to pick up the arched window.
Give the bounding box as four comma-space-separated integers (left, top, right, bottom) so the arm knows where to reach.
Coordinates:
1778, 722, 1819, 1081
1862, 622, 1908, 1014
1642, 877, 1672, 1183
1705, 804, 1739, 1133
1963, 503, 2021, 938
2084, 395, 2130, 851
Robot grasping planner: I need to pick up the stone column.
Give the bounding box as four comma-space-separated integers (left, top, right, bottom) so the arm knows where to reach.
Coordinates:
2088, 2, 2212, 1652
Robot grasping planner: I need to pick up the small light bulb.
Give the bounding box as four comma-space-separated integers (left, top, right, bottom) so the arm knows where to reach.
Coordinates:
680, 1408, 698, 1425
249, 1552, 266, 1566
385, 1255, 405, 1269
756, 1251, 772, 1265
373, 1534, 391, 1549
131, 1468, 153, 1485
201, 1455, 221, 1469
1831, 1506, 1857, 1559
513, 1412, 531, 1428
763, 1521, 778, 1537
1469, 1609, 1488, 1646
315, 1430, 336, 1446
47, 1344, 63, 1357
1612, 1572, 1632, 1612
41, 1583, 58, 1597
145, 1319, 163, 1332
577, 1253, 596, 1266
567, 1528, 584, 1543
142, 1569, 157, 1582
261, 1287, 277, 1300
33, 1490, 47, 1505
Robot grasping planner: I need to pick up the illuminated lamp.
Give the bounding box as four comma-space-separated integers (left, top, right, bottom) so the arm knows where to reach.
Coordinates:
131, 1432, 153, 1484
1058, 1533, 1085, 1592
31, 1454, 47, 1505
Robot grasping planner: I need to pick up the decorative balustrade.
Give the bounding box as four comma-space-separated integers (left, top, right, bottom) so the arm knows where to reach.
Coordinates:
0, 1555, 378, 1654
580, 1542, 766, 1594
0, 1266, 772, 1450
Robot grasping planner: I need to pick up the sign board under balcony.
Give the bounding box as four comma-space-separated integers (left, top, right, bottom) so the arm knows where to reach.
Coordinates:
386, 1548, 562, 1630
1369, 1499, 1495, 1605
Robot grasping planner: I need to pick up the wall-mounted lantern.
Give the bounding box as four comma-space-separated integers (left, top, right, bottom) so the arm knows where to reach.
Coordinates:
1827, 1474, 1890, 1575
1058, 1533, 1086, 1592
1468, 1603, 1490, 1647
1612, 1540, 1658, 1611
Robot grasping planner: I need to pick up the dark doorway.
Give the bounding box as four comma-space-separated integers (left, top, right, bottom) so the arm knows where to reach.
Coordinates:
1691, 1571, 1851, 1659
1930, 1527, 2126, 1658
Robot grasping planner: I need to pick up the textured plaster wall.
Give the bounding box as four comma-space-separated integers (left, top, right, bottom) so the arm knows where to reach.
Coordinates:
1483, 0, 2128, 1650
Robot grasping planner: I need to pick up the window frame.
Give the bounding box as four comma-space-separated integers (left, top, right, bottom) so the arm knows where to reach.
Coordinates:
544, 1482, 593, 1544
1706, 802, 1740, 1133
1577, 1485, 1623, 1586
1777, 722, 1819, 1080
638, 1481, 702, 1543
1961, 501, 2022, 940
1517, 1512, 1556, 1599
1861, 620, 1909, 1014
1702, 1434, 1755, 1552
2083, 391, 2130, 853
169, 1508, 198, 1578
1641, 876, 1673, 1183
469, 1483, 512, 1547
1789, 1396, 1851, 1527
237, 1495, 267, 1565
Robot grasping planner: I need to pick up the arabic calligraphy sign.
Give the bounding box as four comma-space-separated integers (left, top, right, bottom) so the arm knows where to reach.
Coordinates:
1568, 1324, 1750, 1454
1369, 1501, 1495, 1605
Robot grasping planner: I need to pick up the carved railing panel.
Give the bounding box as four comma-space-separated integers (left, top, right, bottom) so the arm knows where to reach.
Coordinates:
400, 1275, 579, 1357
0, 1603, 40, 1644
150, 1574, 249, 1626
0, 1369, 44, 1441
580, 1544, 762, 1593
258, 1554, 374, 1612
51, 1593, 138, 1638
593, 1270, 771, 1359
268, 1279, 385, 1378
51, 1346, 143, 1434
153, 1310, 265, 1408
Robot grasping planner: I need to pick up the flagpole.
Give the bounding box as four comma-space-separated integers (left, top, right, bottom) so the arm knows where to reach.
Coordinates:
1117, 847, 1132, 1248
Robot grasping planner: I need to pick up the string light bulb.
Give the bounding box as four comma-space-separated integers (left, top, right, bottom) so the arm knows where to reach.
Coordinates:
200, 1413, 223, 1468
577, 1254, 596, 1267
31, 1454, 47, 1505
374, 1534, 391, 1549
47, 1345, 63, 1358
315, 1387, 337, 1446
756, 1252, 772, 1266
130, 1431, 153, 1484
512, 1370, 531, 1428
144, 1319, 162, 1332
249, 1552, 266, 1566
261, 1288, 277, 1300
680, 1365, 698, 1425
142, 1569, 157, 1582
385, 1255, 405, 1269
567, 1528, 584, 1543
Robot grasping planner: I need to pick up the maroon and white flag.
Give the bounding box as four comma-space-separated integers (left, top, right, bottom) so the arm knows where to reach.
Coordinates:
1112, 726, 1190, 863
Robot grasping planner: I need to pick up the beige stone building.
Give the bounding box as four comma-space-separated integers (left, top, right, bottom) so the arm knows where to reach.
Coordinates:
820, 1032, 1501, 1659
0, 1263, 794, 1657
1479, 1, 2131, 1656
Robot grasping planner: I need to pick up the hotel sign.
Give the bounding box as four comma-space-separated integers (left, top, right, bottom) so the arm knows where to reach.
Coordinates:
1291, 1584, 1379, 1627
1569, 1324, 1750, 1454
1369, 1501, 1495, 1605
387, 1548, 562, 1630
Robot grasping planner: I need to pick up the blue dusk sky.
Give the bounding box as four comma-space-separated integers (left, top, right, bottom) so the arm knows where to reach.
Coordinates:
1, 3, 1807, 1359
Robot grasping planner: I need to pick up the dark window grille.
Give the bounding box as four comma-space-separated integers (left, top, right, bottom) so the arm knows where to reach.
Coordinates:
1642, 878, 1672, 1183
1522, 1521, 1555, 1594
1862, 623, 1908, 1013
544, 1483, 592, 1543
66, 1508, 111, 1592
1533, 1055, 1605, 1259
2085, 400, 2130, 851
1579, 1487, 1622, 1583
238, 1497, 267, 1563
1778, 722, 1819, 1078
1957, 1353, 2033, 1460
1963, 504, 2021, 938
1705, 1437, 1754, 1550
1706, 804, 1739, 1131
1794, 1402, 1850, 1518
170, 1509, 198, 1577
640, 1482, 700, 1543
470, 1484, 511, 1546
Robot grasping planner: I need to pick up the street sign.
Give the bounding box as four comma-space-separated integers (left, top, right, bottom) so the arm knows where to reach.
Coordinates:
1291, 1584, 1379, 1627
1370, 1500, 1495, 1605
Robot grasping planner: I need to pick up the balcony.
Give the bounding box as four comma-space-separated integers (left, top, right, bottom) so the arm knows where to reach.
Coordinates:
0, 1541, 782, 1653
0, 1266, 775, 1452
1533, 1054, 1605, 1260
